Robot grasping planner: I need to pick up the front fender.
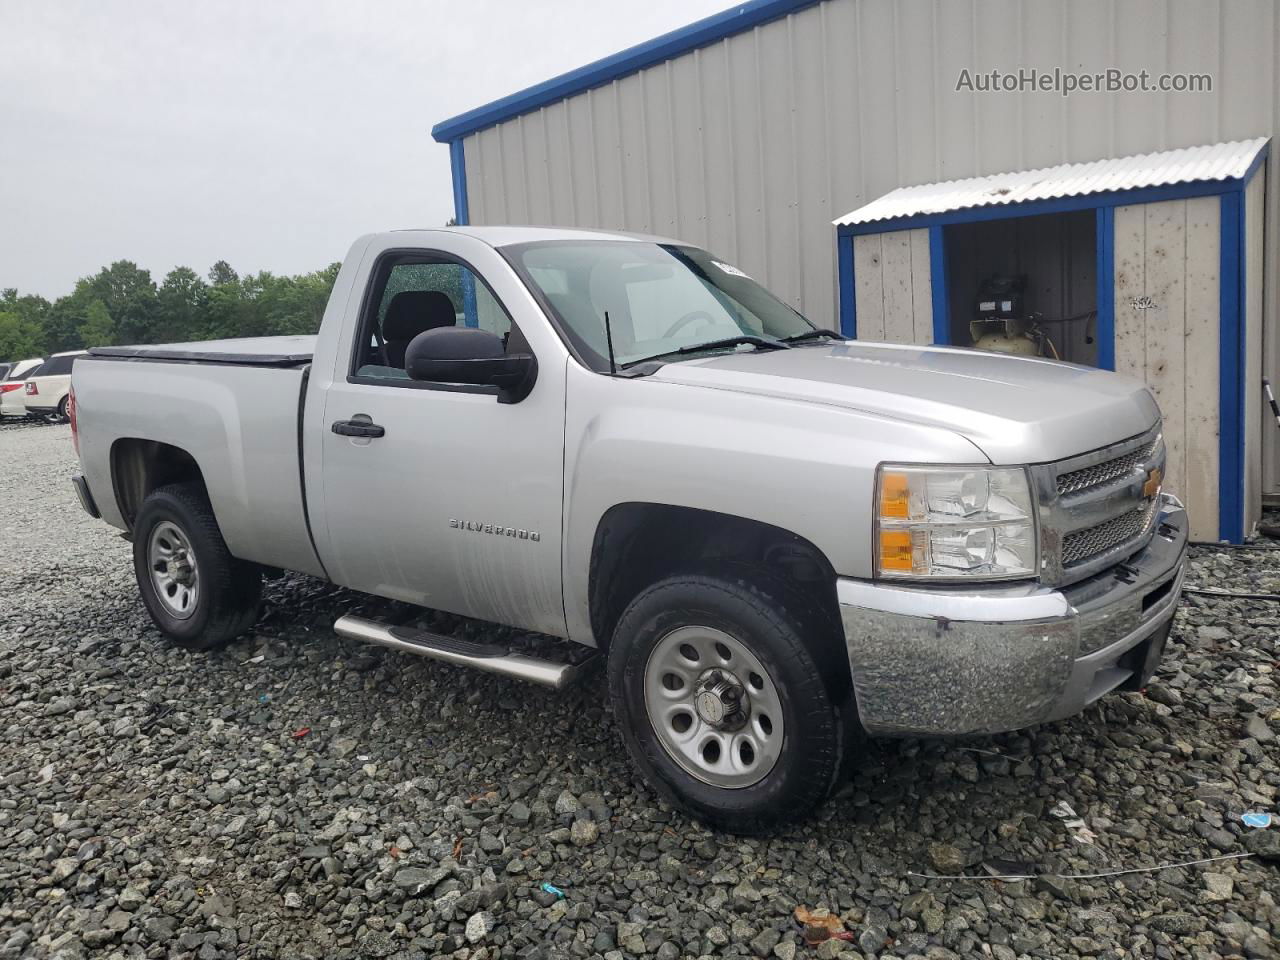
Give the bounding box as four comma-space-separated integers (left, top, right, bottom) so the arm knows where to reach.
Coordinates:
561, 364, 984, 645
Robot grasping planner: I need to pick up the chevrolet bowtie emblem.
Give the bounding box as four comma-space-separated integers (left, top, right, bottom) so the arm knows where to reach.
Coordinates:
1142, 467, 1163, 499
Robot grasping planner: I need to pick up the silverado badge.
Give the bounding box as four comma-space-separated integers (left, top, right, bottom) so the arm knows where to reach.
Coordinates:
449, 519, 541, 541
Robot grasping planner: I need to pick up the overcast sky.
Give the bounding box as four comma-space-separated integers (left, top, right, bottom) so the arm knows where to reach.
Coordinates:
0, 0, 727, 298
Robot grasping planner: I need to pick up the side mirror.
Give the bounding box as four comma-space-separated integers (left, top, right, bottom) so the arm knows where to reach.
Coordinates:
404, 327, 537, 404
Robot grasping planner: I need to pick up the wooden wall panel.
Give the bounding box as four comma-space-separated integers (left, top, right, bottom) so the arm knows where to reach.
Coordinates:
1113, 204, 1148, 382
1143, 201, 1188, 503
909, 228, 934, 342
1184, 196, 1221, 541
853, 234, 885, 340
1114, 196, 1222, 540
880, 231, 915, 343
852, 228, 931, 343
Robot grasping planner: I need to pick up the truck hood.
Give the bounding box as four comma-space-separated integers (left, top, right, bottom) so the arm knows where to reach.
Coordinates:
648, 341, 1159, 464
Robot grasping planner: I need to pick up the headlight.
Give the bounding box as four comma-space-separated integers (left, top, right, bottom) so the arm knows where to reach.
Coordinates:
875, 464, 1037, 581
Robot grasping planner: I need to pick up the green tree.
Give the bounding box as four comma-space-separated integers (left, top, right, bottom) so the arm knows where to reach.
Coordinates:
44, 288, 93, 353
157, 267, 209, 342
208, 260, 238, 287
77, 300, 115, 348
84, 261, 157, 345
1, 289, 52, 355
0, 310, 43, 360
3, 256, 340, 353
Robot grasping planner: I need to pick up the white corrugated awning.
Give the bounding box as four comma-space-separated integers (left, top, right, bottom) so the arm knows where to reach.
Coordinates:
834, 138, 1269, 228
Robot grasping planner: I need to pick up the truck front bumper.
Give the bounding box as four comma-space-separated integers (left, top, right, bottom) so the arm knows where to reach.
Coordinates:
839, 493, 1187, 736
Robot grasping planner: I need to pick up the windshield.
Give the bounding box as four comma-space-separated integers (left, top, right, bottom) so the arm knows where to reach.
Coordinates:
507, 241, 815, 370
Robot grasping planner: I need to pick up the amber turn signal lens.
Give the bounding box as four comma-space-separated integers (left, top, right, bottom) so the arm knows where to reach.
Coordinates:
880, 472, 910, 519
878, 530, 913, 571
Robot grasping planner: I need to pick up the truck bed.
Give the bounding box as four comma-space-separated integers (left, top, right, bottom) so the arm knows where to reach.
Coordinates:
73, 347, 326, 579
90, 335, 316, 367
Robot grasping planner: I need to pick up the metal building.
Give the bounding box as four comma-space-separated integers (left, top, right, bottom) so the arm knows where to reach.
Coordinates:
432, 0, 1280, 541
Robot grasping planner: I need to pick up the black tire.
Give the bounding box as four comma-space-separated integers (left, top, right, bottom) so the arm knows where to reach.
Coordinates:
132, 483, 262, 650
55, 396, 70, 423
607, 573, 848, 833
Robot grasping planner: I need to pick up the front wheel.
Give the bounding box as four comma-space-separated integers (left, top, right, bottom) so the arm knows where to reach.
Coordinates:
132, 483, 262, 650
607, 574, 848, 833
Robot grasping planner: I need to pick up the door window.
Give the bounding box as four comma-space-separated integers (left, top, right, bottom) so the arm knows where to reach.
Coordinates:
353, 256, 515, 381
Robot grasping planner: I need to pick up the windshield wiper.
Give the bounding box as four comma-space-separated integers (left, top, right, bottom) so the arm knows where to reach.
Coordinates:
622, 335, 790, 368
779, 328, 847, 344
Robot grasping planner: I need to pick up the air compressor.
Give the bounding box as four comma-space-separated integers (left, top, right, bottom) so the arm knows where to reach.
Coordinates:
968, 275, 1058, 358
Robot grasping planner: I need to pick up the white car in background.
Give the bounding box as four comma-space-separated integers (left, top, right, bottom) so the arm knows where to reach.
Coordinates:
23, 351, 86, 421
0, 357, 44, 419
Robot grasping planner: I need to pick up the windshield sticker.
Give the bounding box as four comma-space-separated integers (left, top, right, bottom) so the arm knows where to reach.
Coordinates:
712, 260, 751, 280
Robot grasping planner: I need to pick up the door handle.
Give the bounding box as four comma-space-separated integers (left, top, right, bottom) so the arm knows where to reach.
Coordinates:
332, 419, 385, 439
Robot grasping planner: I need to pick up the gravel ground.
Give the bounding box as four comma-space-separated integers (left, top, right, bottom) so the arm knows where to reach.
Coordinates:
1, 419, 1278, 960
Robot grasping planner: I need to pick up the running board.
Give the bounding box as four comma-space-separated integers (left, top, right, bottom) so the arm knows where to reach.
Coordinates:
333, 614, 587, 690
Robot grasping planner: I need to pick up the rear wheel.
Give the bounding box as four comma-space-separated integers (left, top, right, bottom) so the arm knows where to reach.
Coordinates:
607, 573, 847, 833
55, 396, 70, 423
132, 483, 261, 650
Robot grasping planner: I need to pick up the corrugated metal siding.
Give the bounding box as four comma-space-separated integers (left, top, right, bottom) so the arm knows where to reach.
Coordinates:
459, 0, 1280, 487
834, 139, 1269, 226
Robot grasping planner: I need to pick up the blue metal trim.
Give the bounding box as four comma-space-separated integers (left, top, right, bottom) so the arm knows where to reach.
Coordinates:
836, 231, 855, 337
1238, 186, 1250, 540
1095, 206, 1115, 370
842, 178, 1244, 237
449, 139, 470, 226
431, 0, 821, 142
928, 226, 948, 344
1218, 191, 1244, 543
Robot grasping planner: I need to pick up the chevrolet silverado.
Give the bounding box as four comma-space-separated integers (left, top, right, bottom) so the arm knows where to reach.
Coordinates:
70, 227, 1187, 830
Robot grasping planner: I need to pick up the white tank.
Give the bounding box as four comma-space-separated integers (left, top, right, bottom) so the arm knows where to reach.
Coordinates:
969, 318, 1042, 356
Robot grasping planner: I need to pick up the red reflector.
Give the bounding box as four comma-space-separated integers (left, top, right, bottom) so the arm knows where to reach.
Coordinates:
69, 385, 79, 454
0, 383, 22, 393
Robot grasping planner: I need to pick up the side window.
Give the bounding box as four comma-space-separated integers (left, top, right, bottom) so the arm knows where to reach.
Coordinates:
30, 356, 77, 377
354, 256, 515, 381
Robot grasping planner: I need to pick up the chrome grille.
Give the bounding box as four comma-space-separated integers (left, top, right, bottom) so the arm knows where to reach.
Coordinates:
1032, 424, 1165, 587
1061, 500, 1158, 567
1056, 440, 1157, 496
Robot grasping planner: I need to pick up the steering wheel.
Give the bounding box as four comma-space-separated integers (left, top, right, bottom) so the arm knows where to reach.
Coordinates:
662, 310, 718, 339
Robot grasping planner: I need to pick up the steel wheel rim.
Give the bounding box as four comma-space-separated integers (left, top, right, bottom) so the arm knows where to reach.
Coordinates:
148, 520, 199, 620
643, 625, 784, 789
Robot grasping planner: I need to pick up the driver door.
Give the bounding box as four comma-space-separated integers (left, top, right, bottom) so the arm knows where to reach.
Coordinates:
316, 251, 566, 638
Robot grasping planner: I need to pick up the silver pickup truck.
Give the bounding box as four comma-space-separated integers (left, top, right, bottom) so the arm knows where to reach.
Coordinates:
70, 226, 1187, 831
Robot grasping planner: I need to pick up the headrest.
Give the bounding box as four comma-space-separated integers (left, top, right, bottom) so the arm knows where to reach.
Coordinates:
384, 290, 457, 341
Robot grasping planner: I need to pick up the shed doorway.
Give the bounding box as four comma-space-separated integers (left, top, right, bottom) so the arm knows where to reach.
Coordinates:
943, 210, 1099, 366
